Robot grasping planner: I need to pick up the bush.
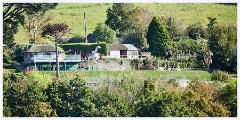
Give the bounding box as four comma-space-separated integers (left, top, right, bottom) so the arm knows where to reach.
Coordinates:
67, 36, 85, 43
187, 23, 207, 40
211, 70, 231, 82
61, 42, 108, 55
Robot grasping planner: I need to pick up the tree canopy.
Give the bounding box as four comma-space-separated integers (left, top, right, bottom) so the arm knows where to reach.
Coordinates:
146, 16, 172, 58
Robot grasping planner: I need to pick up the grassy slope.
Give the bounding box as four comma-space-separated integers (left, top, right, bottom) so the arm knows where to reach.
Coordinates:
14, 3, 237, 45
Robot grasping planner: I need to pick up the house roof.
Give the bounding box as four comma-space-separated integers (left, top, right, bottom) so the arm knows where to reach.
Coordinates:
27, 44, 64, 53
123, 44, 138, 51
108, 44, 138, 51
109, 44, 128, 51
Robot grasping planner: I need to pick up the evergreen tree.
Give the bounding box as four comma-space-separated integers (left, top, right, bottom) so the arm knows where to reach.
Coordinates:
146, 16, 172, 58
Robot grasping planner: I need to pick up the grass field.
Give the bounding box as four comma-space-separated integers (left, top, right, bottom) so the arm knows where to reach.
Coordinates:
14, 3, 237, 45
42, 70, 212, 82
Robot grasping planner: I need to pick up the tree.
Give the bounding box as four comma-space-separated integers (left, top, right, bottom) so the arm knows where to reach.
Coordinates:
23, 3, 58, 44
187, 23, 207, 40
3, 3, 58, 47
42, 23, 70, 78
220, 79, 237, 117
146, 16, 172, 58
105, 3, 135, 33
94, 88, 131, 117
122, 25, 148, 50
3, 3, 26, 48
135, 80, 159, 117
208, 24, 237, 71
105, 4, 151, 50
92, 23, 117, 44
46, 75, 97, 117
165, 17, 181, 39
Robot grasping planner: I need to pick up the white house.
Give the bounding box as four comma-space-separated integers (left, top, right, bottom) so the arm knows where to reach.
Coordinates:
24, 44, 81, 63
108, 44, 139, 58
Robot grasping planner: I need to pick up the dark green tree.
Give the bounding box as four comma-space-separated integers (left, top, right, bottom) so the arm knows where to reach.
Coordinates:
47, 76, 97, 117
220, 79, 237, 117
123, 25, 148, 50
146, 16, 172, 58
92, 23, 117, 44
135, 80, 159, 117
67, 76, 97, 117
105, 3, 135, 33
94, 87, 131, 117
165, 17, 181, 39
187, 23, 207, 40
3, 3, 58, 47
208, 24, 237, 71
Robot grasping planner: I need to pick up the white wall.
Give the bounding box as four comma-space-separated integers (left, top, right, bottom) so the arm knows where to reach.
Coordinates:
108, 51, 120, 58
127, 51, 139, 58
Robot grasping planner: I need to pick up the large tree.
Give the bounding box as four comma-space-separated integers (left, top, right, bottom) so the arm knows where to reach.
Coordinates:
42, 23, 70, 78
23, 3, 58, 44
105, 3, 151, 50
105, 3, 135, 33
92, 23, 117, 44
146, 16, 172, 58
208, 24, 237, 71
3, 3, 58, 47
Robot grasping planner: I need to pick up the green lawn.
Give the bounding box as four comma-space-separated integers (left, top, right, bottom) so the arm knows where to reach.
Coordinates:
14, 3, 236, 45
43, 70, 212, 82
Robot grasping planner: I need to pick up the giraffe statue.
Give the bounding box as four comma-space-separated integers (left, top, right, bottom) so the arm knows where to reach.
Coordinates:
89, 46, 101, 60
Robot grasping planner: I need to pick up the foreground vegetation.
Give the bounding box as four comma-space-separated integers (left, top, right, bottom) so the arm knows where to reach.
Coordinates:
3, 70, 237, 117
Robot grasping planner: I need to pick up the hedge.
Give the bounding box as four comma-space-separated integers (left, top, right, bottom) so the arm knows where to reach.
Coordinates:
60, 42, 108, 55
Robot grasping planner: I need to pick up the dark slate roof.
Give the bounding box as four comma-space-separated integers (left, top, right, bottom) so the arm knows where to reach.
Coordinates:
109, 44, 128, 51
27, 44, 64, 52
108, 44, 138, 51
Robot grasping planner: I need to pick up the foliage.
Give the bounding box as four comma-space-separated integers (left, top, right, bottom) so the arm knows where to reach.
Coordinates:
46, 75, 97, 117
92, 23, 117, 44
122, 25, 148, 50
13, 48, 24, 63
42, 23, 70, 42
208, 24, 237, 71
220, 79, 237, 117
165, 17, 182, 39
105, 3, 136, 33
146, 16, 172, 58
67, 35, 85, 43
23, 3, 58, 44
3, 48, 13, 64
188, 78, 221, 100
211, 70, 231, 82
94, 87, 131, 117
3, 72, 53, 117
105, 3, 151, 50
3, 3, 58, 47
3, 3, 26, 48
61, 42, 108, 55
187, 23, 207, 40
135, 80, 160, 117
230, 47, 237, 73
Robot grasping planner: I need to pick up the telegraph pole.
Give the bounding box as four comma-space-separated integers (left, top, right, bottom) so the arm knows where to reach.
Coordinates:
84, 12, 88, 43
55, 40, 60, 79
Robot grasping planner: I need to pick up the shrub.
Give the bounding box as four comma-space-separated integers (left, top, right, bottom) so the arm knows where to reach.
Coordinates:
67, 36, 85, 43
211, 70, 231, 82
61, 42, 108, 55
187, 23, 207, 40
